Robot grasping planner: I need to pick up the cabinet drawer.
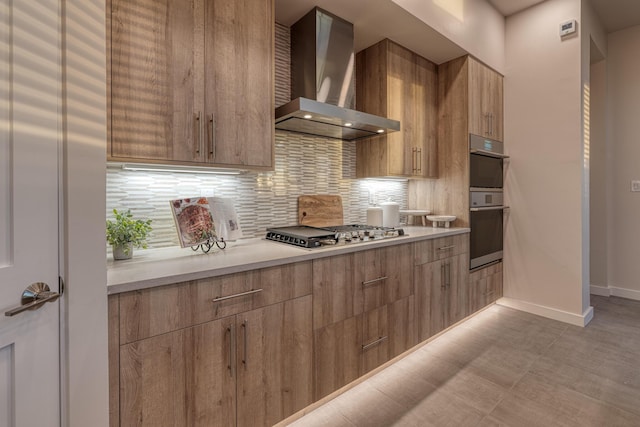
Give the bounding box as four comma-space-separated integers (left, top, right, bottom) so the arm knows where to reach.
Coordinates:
414, 234, 469, 265
119, 261, 312, 344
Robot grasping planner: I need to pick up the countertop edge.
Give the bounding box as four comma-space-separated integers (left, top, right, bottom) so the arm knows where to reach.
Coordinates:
107, 227, 470, 295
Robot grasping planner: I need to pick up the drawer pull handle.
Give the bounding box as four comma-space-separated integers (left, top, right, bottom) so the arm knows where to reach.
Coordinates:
362, 336, 388, 351
437, 245, 456, 251
362, 276, 387, 287
213, 288, 263, 303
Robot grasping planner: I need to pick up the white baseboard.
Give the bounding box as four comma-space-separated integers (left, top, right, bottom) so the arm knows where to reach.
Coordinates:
496, 297, 594, 327
589, 284, 640, 301
590, 285, 611, 297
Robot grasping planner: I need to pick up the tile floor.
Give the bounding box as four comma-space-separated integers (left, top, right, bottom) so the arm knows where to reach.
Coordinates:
286, 296, 640, 426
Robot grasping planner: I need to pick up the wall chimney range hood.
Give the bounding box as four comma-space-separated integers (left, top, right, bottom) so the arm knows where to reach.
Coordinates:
275, 7, 400, 141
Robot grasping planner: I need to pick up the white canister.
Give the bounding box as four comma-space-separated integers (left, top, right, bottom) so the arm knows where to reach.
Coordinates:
366, 207, 383, 226
380, 201, 400, 227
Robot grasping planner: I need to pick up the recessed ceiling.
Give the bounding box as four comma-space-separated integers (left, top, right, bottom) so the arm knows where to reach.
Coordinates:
489, 0, 640, 33
589, 0, 640, 33
487, 0, 546, 17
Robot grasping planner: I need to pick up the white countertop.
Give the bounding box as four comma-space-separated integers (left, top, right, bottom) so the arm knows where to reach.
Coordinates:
107, 226, 470, 295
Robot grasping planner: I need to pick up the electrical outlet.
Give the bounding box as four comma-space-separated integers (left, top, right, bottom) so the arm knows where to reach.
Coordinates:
200, 188, 214, 197
631, 180, 640, 192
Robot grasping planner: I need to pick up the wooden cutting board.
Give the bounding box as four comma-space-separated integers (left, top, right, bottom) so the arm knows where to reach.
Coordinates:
298, 195, 344, 227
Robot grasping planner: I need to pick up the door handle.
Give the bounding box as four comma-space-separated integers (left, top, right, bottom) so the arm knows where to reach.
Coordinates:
5, 282, 61, 317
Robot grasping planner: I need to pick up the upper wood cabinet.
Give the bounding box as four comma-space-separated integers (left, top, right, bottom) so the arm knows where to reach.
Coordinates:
468, 57, 504, 142
108, 0, 274, 170
355, 39, 438, 178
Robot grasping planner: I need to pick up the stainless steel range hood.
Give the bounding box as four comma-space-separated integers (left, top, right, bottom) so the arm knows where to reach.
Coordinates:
275, 7, 400, 141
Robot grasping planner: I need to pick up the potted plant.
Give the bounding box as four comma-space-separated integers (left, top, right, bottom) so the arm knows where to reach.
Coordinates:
106, 209, 153, 260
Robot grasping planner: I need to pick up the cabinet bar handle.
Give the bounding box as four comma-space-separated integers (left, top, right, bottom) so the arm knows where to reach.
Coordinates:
441, 264, 446, 289
362, 276, 387, 287
437, 245, 456, 251
417, 148, 422, 174
362, 336, 388, 351
195, 112, 202, 156
209, 114, 215, 159
213, 288, 263, 303
241, 320, 248, 368
227, 324, 235, 377
446, 262, 451, 288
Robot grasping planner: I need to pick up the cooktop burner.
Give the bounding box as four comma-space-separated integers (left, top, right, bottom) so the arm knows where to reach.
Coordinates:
265, 224, 405, 249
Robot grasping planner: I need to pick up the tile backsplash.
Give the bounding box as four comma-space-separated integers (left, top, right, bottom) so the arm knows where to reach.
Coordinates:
106, 23, 408, 249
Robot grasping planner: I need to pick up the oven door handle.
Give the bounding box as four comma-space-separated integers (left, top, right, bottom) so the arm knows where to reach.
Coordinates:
470, 148, 510, 159
470, 206, 510, 212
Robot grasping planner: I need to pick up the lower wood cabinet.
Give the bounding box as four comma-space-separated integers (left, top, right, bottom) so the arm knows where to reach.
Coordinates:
110, 264, 313, 427
312, 243, 416, 400
415, 236, 469, 341
468, 261, 503, 313
313, 295, 417, 400
109, 235, 487, 426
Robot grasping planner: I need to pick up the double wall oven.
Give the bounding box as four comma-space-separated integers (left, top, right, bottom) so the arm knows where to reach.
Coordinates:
469, 134, 509, 270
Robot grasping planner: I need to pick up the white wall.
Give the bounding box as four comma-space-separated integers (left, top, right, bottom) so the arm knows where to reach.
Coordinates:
606, 26, 640, 299
502, 0, 590, 324
589, 59, 607, 291
61, 0, 109, 425
391, 0, 505, 72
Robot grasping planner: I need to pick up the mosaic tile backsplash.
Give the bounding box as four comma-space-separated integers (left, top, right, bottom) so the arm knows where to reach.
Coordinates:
106, 23, 409, 249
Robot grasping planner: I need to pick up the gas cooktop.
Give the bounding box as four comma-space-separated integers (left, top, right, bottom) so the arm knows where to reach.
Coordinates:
265, 224, 405, 249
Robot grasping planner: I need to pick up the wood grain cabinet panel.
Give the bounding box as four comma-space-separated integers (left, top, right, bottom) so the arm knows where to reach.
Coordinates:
110, 0, 199, 163
313, 243, 415, 400
313, 315, 362, 400
119, 316, 236, 427
112, 263, 313, 426
414, 234, 469, 266
415, 235, 469, 341
356, 39, 437, 178
236, 295, 313, 427
468, 261, 503, 313
468, 57, 503, 142
119, 261, 312, 344
108, 0, 274, 169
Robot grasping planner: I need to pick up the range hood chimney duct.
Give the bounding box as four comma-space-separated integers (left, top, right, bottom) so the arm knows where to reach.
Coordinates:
275, 7, 400, 141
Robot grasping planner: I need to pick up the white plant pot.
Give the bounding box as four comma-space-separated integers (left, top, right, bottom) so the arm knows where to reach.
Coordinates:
112, 243, 133, 260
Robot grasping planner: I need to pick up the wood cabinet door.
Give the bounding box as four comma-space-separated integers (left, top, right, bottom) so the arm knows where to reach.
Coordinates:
414, 54, 438, 178
445, 253, 469, 328
486, 69, 504, 141
313, 315, 362, 400
388, 295, 417, 358
313, 254, 359, 329
467, 58, 487, 139
468, 58, 503, 141
119, 316, 236, 427
110, 0, 200, 162
468, 261, 503, 313
414, 258, 443, 340
204, 0, 274, 168
236, 295, 313, 427
386, 40, 416, 176
361, 305, 390, 375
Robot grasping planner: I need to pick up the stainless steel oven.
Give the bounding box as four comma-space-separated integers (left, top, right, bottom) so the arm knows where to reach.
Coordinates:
469, 134, 508, 270
470, 190, 507, 269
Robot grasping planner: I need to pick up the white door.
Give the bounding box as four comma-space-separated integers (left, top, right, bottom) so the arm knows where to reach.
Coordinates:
0, 0, 62, 426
